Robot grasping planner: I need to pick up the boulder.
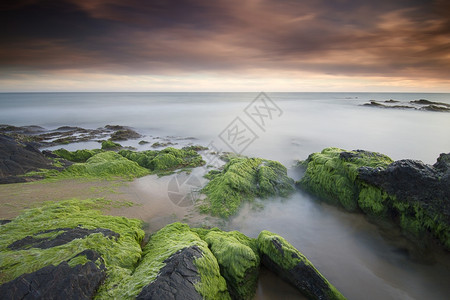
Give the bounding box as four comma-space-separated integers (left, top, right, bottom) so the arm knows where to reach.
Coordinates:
137, 246, 203, 300
0, 250, 106, 300
0, 134, 54, 183
298, 148, 450, 250
257, 230, 345, 300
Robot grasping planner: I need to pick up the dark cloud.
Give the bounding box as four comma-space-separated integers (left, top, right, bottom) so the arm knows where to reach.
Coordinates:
0, 0, 449, 81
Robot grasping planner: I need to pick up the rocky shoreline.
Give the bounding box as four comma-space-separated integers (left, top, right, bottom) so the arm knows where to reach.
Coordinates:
1, 125, 449, 298
297, 148, 450, 252
0, 200, 345, 300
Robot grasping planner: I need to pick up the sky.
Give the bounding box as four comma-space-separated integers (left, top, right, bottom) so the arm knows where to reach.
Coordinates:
1, 0, 449, 92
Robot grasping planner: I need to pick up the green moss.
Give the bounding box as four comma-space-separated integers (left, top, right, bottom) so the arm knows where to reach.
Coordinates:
358, 184, 391, 217
57, 151, 149, 180
257, 230, 346, 300
101, 140, 122, 150
0, 199, 144, 286
202, 157, 294, 217
102, 222, 230, 299
67, 254, 90, 268
119, 147, 205, 175
202, 230, 260, 299
298, 147, 393, 211
53, 148, 103, 162
298, 147, 450, 250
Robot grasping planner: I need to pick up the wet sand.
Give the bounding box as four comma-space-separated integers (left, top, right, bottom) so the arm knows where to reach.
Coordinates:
0, 171, 222, 232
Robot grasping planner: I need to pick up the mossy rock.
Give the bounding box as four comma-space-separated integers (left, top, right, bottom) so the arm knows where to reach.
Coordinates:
202, 156, 294, 217
298, 147, 450, 251
257, 230, 346, 300
0, 199, 145, 294
101, 140, 122, 150
53, 148, 103, 162
62, 151, 150, 179
298, 147, 393, 211
200, 229, 260, 299
119, 147, 205, 175
104, 222, 231, 299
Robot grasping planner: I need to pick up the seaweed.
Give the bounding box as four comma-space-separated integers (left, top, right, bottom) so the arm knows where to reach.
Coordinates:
101, 222, 230, 299
119, 147, 205, 175
202, 230, 260, 299
101, 140, 122, 150
257, 230, 346, 300
0, 199, 144, 288
202, 156, 294, 217
298, 148, 392, 211
53, 148, 103, 163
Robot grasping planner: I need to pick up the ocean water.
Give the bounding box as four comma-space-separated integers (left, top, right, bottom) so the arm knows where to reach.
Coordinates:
1, 92, 450, 299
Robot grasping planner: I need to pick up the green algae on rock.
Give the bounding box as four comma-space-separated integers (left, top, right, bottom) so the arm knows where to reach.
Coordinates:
119, 146, 205, 175
0, 199, 144, 289
298, 147, 450, 251
298, 147, 393, 211
53, 148, 103, 162
63, 151, 150, 179
101, 140, 122, 150
199, 229, 260, 299
102, 222, 231, 299
257, 230, 346, 300
201, 156, 294, 217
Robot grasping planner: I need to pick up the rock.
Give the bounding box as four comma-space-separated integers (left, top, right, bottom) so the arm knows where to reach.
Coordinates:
137, 246, 203, 300
0, 199, 145, 298
101, 140, 122, 150
298, 147, 450, 250
0, 250, 106, 300
119, 147, 205, 175
0, 134, 54, 183
201, 156, 294, 217
420, 105, 450, 112
358, 154, 450, 249
0, 220, 11, 225
8, 227, 120, 250
201, 230, 260, 299
410, 99, 450, 107
109, 129, 142, 141
257, 231, 345, 300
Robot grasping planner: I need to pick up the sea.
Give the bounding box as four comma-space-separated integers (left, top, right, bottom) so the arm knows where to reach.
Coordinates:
1, 92, 449, 299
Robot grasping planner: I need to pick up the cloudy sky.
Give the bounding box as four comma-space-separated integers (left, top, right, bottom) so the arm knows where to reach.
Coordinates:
1, 0, 449, 92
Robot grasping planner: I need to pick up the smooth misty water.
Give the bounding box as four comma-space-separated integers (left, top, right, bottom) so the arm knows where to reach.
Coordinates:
1, 92, 450, 299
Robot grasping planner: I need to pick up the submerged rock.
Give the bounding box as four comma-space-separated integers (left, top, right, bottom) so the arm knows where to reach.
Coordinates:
109, 128, 142, 141
298, 147, 450, 250
201, 156, 294, 217
257, 231, 345, 300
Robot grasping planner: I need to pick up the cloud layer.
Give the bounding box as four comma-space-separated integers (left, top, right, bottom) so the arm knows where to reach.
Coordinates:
1, 0, 449, 90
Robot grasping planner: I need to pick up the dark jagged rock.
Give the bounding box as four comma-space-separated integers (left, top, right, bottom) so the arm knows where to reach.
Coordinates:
137, 246, 203, 300
0, 134, 54, 183
358, 153, 450, 248
420, 105, 450, 112
0, 250, 106, 300
410, 99, 450, 107
257, 231, 345, 300
298, 148, 450, 250
8, 227, 120, 250
109, 128, 142, 141
0, 220, 12, 225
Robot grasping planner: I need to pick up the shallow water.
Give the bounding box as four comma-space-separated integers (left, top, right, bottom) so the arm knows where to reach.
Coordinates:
1, 92, 450, 299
